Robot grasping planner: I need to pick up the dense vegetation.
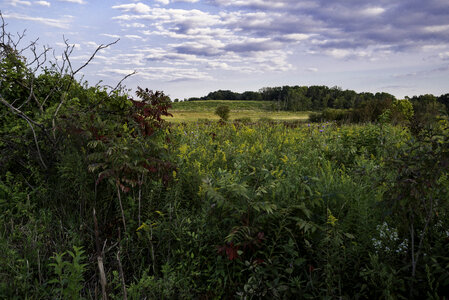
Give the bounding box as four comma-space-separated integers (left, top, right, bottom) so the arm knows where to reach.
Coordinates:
1, 22, 449, 299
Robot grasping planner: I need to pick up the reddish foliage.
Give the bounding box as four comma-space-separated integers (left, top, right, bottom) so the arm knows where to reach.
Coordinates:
129, 87, 173, 137
217, 242, 240, 261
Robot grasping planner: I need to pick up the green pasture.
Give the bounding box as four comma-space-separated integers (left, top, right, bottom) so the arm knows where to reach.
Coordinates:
167, 100, 310, 122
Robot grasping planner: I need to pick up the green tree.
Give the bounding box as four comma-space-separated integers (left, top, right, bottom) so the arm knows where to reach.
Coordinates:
215, 105, 230, 121
391, 99, 414, 124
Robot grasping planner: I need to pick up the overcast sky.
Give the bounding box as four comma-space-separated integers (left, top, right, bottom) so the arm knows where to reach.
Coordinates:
2, 0, 449, 99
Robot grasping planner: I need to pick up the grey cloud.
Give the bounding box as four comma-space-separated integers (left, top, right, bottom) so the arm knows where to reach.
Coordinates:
212, 0, 449, 56
224, 40, 281, 53
174, 45, 222, 57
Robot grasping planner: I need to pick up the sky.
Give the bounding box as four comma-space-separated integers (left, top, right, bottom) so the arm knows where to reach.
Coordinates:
1, 0, 449, 100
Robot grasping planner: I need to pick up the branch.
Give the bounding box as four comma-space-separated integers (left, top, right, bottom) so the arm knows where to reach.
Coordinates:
1, 95, 48, 169
0, 95, 45, 129
0, 94, 54, 144
73, 39, 119, 77
108, 70, 136, 96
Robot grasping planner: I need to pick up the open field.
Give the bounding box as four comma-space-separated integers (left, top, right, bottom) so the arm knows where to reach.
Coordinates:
167, 100, 310, 122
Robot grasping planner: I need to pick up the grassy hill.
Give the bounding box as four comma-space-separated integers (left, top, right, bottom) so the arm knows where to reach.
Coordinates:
167, 100, 310, 122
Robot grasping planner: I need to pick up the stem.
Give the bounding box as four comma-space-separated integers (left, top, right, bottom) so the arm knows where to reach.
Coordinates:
116, 184, 127, 233
138, 172, 143, 225
93, 208, 108, 300
117, 249, 128, 300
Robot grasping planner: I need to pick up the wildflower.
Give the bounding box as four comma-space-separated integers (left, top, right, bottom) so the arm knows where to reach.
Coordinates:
327, 209, 338, 226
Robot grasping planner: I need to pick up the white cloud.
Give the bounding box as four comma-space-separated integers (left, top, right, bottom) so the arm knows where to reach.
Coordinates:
10, 0, 32, 6
84, 41, 100, 48
424, 24, 449, 33
124, 23, 146, 28
283, 33, 312, 41
100, 66, 211, 82
112, 3, 151, 14
213, 0, 286, 9
58, 0, 86, 4
325, 49, 351, 59
155, 0, 170, 4
360, 7, 385, 16
2, 12, 71, 28
439, 52, 449, 60
125, 34, 144, 40
55, 42, 81, 49
306, 67, 318, 72
101, 33, 120, 39
35, 0, 50, 6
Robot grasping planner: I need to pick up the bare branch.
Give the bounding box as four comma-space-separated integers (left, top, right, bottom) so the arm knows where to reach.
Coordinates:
72, 39, 119, 76
108, 70, 136, 96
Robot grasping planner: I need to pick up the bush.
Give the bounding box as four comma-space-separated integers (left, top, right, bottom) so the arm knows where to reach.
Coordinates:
215, 105, 230, 121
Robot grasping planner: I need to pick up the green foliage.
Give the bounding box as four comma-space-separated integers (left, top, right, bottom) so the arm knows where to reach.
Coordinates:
215, 105, 230, 121
309, 108, 351, 123
391, 99, 414, 123
48, 246, 87, 299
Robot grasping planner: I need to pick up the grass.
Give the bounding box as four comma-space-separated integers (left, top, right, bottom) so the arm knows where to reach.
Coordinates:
167, 100, 310, 122
170, 100, 274, 111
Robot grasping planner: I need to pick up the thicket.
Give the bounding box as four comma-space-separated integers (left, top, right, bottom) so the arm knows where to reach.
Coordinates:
1, 17, 449, 299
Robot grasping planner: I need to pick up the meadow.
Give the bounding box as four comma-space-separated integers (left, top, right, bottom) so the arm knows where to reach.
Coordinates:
167, 100, 310, 122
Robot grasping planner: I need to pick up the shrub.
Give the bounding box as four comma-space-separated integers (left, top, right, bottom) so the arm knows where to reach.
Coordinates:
215, 105, 230, 121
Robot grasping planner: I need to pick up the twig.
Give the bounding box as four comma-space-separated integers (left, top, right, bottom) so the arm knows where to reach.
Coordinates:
107, 71, 136, 96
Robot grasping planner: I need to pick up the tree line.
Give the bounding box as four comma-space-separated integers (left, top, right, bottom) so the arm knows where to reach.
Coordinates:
187, 86, 449, 113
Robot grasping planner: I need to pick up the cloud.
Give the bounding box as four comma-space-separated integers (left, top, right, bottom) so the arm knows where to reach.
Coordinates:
224, 38, 282, 53
424, 24, 449, 33
10, 0, 32, 6
2, 12, 71, 28
100, 66, 212, 82
101, 33, 120, 39
124, 34, 145, 40
172, 41, 223, 57
360, 7, 386, 17
35, 0, 50, 6
57, 0, 86, 4
394, 64, 449, 78
124, 23, 146, 28
439, 51, 449, 60
112, 3, 151, 14
212, 0, 287, 9
107, 0, 449, 86
209, 0, 449, 60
